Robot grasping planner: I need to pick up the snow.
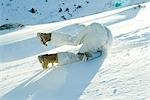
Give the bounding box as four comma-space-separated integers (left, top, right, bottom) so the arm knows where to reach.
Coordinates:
2, 54, 106, 100
1, 1, 150, 100
80, 26, 150, 100
0, 0, 147, 25
0, 3, 143, 45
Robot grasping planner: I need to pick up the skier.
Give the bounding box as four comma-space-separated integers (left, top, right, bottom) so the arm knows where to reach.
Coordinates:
37, 23, 113, 69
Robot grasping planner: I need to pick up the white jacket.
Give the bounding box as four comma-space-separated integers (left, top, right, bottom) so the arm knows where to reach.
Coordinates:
75, 23, 113, 53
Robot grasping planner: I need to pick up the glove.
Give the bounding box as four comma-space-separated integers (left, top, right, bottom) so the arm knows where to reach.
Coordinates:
77, 53, 87, 61
82, 54, 88, 61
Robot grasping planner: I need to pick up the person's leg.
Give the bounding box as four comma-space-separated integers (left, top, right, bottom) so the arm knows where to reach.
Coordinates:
38, 50, 103, 69
38, 52, 81, 69
57, 50, 102, 65
57, 52, 81, 65
37, 31, 75, 47
37, 24, 86, 47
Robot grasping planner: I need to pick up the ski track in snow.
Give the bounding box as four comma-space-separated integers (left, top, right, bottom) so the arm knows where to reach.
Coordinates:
1, 2, 150, 100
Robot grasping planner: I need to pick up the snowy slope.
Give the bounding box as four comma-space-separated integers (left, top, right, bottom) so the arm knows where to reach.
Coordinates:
80, 3, 150, 100
0, 0, 148, 25
1, 1, 150, 100
80, 26, 150, 100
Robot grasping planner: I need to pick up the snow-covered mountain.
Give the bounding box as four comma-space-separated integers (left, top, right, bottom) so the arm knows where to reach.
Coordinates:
1, 0, 150, 100
0, 0, 148, 25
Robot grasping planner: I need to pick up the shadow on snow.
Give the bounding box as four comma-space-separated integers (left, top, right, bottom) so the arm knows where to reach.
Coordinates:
2, 54, 106, 100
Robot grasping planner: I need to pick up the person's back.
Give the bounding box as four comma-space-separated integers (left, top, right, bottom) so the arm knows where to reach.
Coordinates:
75, 23, 112, 53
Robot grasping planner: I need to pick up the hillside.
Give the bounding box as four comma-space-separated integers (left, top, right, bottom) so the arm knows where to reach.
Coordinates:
0, 1, 150, 100
0, 0, 148, 25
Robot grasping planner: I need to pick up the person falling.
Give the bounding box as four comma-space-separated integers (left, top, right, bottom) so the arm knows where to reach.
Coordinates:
37, 23, 113, 69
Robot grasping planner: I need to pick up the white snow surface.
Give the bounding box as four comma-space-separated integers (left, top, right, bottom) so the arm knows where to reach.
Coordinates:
1, 1, 150, 100
0, 0, 148, 25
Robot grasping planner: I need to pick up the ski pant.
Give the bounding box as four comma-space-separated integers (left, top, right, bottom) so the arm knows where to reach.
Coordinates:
57, 52, 80, 65
57, 51, 102, 65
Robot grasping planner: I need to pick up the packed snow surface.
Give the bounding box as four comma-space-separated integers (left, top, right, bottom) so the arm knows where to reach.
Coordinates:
0, 1, 150, 100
